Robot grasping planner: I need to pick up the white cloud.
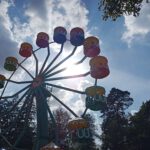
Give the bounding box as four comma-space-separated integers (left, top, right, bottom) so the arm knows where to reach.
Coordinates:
0, 1, 12, 32
73, 98, 85, 115
0, 0, 90, 64
0, 0, 90, 71
0, 1, 19, 68
122, 2, 150, 46
23, 0, 89, 42
0, 0, 92, 116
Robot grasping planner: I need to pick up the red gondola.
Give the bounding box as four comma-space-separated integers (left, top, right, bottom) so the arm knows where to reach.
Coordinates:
19, 42, 33, 57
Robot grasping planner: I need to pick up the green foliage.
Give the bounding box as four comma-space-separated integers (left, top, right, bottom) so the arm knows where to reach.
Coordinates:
82, 114, 97, 150
0, 95, 35, 149
70, 114, 97, 150
98, 0, 149, 20
48, 107, 71, 149
126, 100, 150, 150
101, 88, 133, 150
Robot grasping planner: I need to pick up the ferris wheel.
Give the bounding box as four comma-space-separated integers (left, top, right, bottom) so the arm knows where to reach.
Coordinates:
0, 27, 110, 150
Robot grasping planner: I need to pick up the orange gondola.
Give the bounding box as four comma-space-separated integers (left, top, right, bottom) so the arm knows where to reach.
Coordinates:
67, 118, 89, 130
84, 36, 100, 57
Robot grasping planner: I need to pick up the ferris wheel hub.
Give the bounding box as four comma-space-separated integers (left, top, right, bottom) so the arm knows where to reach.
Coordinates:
32, 76, 44, 88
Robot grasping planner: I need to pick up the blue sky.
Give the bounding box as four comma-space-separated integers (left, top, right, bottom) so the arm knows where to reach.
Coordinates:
0, 0, 150, 117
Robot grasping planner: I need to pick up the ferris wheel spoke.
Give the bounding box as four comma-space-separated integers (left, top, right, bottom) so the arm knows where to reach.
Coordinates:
49, 92, 79, 117
0, 84, 31, 99
94, 79, 98, 86
81, 108, 88, 117
46, 103, 56, 125
46, 101, 60, 145
18, 47, 41, 65
0, 134, 13, 148
0, 57, 30, 100
14, 94, 34, 147
0, 74, 16, 100
45, 67, 66, 78
45, 83, 85, 94
16, 47, 42, 79
1, 91, 33, 134
44, 46, 77, 76
32, 50, 39, 76
45, 56, 87, 78
18, 64, 34, 79
39, 45, 51, 74
0, 133, 28, 150
0, 89, 32, 118
75, 56, 87, 64
42, 43, 64, 75
0, 52, 41, 99
45, 71, 90, 81
0, 134, 25, 150
7, 79, 32, 84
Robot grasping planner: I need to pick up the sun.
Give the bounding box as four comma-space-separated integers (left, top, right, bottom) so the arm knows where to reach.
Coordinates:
60, 57, 88, 76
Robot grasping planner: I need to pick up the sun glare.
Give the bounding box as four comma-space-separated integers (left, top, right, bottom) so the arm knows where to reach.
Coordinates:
60, 57, 88, 76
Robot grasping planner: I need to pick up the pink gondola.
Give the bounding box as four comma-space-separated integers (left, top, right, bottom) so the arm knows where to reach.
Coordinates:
36, 32, 49, 48
90, 56, 110, 79
84, 36, 100, 57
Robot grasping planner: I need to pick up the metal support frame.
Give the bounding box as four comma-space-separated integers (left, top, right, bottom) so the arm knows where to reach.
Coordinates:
0, 39, 94, 150
34, 87, 49, 149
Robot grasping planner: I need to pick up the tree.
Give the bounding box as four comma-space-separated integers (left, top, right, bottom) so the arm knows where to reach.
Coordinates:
49, 108, 97, 150
98, 0, 149, 21
80, 114, 97, 150
69, 113, 97, 150
0, 95, 35, 149
48, 107, 71, 149
126, 100, 150, 150
101, 88, 133, 150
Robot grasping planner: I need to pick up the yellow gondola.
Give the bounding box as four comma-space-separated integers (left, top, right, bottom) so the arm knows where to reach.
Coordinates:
85, 86, 105, 96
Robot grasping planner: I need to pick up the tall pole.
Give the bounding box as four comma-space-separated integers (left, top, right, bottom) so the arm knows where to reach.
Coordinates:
34, 87, 49, 150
